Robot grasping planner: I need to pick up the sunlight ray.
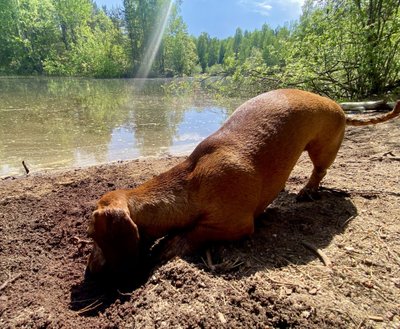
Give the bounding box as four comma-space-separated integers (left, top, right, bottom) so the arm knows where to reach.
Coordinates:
135, 0, 174, 82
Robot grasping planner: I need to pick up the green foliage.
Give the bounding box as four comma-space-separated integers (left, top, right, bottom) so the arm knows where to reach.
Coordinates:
282, 0, 400, 99
162, 4, 197, 76
123, 0, 163, 73
122, 0, 197, 77
220, 0, 400, 99
44, 8, 130, 77
196, 32, 210, 73
233, 28, 243, 59
0, 0, 17, 70
0, 0, 60, 74
211, 49, 281, 98
0, 0, 399, 97
162, 78, 201, 96
0, 0, 130, 77
0, 0, 196, 78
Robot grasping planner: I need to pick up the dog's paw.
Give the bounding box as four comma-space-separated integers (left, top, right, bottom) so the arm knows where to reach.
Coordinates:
296, 188, 321, 202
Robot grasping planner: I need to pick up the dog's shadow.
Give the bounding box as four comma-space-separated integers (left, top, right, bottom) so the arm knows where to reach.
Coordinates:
69, 266, 150, 316
70, 187, 357, 315
200, 187, 358, 276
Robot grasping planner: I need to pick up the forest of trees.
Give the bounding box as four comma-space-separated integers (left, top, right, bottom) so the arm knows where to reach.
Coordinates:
0, 0, 399, 99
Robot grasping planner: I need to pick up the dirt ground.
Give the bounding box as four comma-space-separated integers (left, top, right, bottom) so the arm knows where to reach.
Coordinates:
0, 119, 399, 328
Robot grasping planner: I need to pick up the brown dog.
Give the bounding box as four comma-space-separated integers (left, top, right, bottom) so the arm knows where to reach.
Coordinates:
86, 89, 400, 275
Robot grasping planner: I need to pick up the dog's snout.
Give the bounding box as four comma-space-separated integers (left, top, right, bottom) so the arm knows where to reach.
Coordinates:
87, 242, 106, 275
87, 222, 94, 238
84, 265, 96, 280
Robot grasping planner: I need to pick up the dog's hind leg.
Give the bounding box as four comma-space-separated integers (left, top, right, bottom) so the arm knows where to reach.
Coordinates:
297, 131, 344, 201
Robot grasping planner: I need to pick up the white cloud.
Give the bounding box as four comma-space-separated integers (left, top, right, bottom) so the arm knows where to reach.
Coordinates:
239, 0, 273, 16
257, 2, 273, 15
239, 0, 305, 17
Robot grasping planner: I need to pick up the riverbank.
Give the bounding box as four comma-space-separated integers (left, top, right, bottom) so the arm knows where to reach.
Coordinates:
1, 119, 399, 328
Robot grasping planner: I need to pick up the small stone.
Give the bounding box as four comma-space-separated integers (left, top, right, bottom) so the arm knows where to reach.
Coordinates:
391, 278, 400, 288
174, 280, 183, 288
362, 280, 374, 289
386, 311, 395, 321
217, 312, 227, 324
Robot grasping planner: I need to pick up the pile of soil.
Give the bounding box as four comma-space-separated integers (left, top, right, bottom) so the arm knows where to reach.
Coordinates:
1, 119, 399, 328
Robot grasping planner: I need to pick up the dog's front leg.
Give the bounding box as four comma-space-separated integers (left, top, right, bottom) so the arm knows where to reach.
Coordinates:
156, 227, 207, 261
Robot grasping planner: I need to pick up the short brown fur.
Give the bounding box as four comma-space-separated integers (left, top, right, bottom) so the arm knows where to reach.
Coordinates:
86, 89, 400, 275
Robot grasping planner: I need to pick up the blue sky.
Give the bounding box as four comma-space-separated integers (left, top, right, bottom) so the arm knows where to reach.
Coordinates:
95, 0, 305, 38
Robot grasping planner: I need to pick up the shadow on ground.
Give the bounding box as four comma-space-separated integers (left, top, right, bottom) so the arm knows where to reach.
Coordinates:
206, 188, 357, 277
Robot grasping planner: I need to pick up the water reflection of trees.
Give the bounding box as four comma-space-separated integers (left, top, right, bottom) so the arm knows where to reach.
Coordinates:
128, 98, 186, 156
0, 77, 224, 175
0, 78, 131, 174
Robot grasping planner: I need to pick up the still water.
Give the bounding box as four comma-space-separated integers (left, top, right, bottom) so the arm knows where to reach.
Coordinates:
0, 77, 242, 177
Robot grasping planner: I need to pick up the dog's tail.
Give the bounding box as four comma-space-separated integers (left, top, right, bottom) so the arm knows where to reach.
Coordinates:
345, 100, 400, 126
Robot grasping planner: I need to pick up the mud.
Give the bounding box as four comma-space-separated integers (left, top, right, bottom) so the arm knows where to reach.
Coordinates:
1, 120, 399, 328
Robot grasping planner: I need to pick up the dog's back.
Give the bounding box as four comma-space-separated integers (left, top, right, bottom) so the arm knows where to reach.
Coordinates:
189, 89, 346, 212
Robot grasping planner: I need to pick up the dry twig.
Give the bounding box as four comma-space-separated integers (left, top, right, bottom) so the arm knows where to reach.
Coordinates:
0, 273, 23, 291
301, 241, 332, 267
201, 251, 243, 272
118, 290, 133, 297
368, 315, 384, 322
22, 161, 29, 175
75, 299, 103, 315
72, 236, 92, 245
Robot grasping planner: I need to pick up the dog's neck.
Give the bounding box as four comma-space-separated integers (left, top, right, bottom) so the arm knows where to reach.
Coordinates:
126, 160, 197, 239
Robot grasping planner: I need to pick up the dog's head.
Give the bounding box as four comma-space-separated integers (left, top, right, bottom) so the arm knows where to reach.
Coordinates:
86, 205, 140, 277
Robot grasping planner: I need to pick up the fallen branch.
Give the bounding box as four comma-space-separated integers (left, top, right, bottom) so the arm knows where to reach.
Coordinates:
301, 241, 332, 267
340, 100, 392, 112
0, 273, 23, 291
22, 161, 29, 175
371, 156, 400, 162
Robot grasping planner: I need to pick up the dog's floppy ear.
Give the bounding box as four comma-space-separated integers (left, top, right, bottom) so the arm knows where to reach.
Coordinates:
88, 208, 139, 269
91, 208, 139, 243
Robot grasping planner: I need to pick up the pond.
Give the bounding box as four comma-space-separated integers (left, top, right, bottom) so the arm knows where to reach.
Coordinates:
0, 77, 242, 177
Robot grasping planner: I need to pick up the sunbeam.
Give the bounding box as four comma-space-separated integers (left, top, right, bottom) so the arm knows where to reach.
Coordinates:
135, 0, 174, 82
